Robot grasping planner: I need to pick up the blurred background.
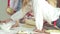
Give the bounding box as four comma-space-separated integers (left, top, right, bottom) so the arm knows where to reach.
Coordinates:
0, 0, 10, 20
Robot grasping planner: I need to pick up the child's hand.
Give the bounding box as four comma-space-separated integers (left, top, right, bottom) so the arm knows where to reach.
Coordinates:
11, 20, 19, 28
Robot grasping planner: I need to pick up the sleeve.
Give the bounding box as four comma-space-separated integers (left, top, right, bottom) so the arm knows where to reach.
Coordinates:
32, 0, 44, 30
8, 0, 19, 11
32, 0, 59, 31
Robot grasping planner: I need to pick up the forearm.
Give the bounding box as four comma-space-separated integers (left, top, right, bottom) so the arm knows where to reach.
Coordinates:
11, 1, 32, 21
32, 0, 44, 30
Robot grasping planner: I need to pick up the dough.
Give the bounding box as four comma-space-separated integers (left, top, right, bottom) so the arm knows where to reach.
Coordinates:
25, 19, 35, 26
17, 31, 28, 34
7, 8, 14, 15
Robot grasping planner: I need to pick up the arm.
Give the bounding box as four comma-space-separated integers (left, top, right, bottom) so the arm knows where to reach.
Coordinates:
32, 0, 44, 30
11, 1, 32, 21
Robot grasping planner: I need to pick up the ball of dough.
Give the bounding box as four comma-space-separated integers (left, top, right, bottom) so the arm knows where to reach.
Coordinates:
7, 8, 14, 15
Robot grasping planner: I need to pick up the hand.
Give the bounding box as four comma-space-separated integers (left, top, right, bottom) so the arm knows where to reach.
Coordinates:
11, 20, 19, 28
33, 28, 50, 34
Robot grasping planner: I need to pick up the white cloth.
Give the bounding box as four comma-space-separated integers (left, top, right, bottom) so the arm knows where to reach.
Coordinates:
11, 1, 32, 21
32, 0, 59, 30
10, 0, 19, 10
